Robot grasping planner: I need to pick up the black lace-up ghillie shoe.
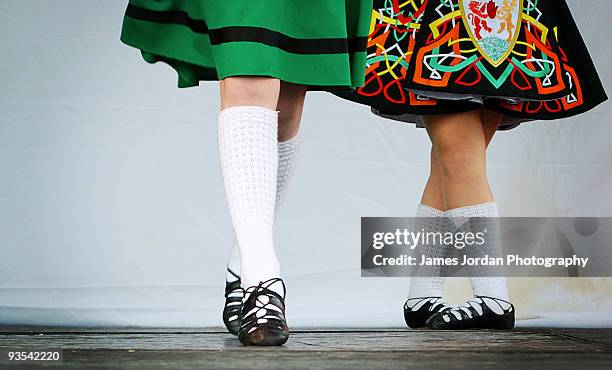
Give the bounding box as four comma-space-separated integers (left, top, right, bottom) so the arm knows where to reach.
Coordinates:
238, 278, 289, 346
426, 296, 515, 330
222, 269, 243, 336
403, 297, 451, 329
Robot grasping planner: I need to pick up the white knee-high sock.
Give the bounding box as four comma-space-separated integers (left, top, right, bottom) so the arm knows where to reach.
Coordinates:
275, 133, 302, 211
408, 204, 447, 298
226, 133, 302, 282
218, 106, 280, 290
445, 202, 509, 300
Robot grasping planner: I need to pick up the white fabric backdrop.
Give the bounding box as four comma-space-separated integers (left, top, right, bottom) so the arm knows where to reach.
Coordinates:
0, 0, 611, 328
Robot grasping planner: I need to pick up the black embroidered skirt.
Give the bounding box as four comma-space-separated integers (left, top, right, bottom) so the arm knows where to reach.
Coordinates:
333, 0, 607, 129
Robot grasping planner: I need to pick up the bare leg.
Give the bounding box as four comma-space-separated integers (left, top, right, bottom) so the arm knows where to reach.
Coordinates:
480, 107, 503, 147
420, 148, 446, 210
420, 108, 502, 210
424, 110, 490, 209
277, 82, 307, 141
220, 76, 280, 110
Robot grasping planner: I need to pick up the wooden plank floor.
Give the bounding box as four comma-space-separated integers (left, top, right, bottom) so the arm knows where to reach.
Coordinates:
1, 327, 611, 369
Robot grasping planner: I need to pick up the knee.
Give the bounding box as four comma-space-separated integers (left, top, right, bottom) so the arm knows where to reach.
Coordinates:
221, 77, 280, 110
435, 139, 486, 181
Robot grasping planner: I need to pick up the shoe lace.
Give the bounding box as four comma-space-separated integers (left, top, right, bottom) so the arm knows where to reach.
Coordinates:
405, 297, 451, 313
442, 296, 513, 321
242, 278, 286, 332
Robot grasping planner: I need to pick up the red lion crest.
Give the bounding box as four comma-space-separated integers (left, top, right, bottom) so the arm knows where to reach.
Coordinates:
467, 0, 499, 39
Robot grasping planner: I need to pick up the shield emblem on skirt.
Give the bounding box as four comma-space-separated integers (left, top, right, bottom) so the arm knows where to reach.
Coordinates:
459, 0, 523, 67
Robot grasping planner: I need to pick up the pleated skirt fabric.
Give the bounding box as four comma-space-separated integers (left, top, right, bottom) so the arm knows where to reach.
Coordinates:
120, 0, 373, 88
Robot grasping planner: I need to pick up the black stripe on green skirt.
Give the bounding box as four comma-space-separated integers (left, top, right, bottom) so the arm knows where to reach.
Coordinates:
125, 4, 367, 55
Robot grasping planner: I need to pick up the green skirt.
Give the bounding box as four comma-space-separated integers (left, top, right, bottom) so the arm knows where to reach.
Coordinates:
120, 0, 372, 88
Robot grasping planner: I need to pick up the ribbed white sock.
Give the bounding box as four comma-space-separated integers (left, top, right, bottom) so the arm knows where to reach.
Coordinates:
226, 132, 301, 283
408, 204, 447, 298
275, 133, 301, 211
218, 106, 281, 291
445, 202, 509, 301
